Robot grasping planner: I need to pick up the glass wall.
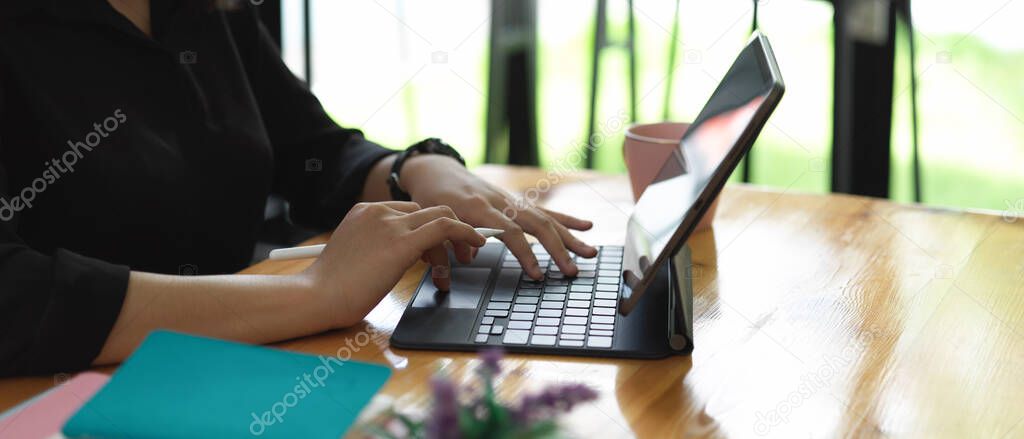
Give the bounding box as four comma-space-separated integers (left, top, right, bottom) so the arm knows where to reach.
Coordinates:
890, 0, 1024, 210
300, 0, 1022, 211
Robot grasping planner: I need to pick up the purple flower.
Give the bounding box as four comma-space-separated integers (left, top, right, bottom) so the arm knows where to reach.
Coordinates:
512, 383, 599, 425
426, 376, 460, 439
479, 348, 504, 375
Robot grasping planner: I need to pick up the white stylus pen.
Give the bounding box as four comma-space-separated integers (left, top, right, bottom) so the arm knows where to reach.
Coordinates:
268, 227, 505, 261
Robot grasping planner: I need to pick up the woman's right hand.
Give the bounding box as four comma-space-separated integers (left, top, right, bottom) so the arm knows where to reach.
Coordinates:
301, 201, 487, 328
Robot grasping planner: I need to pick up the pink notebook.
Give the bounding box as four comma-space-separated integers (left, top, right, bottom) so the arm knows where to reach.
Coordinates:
0, 372, 109, 439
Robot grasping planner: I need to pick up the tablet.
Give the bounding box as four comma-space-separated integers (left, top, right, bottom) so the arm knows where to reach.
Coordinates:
619, 31, 785, 314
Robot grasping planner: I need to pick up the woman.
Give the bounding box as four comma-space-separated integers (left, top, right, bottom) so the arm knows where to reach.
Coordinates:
0, 0, 595, 375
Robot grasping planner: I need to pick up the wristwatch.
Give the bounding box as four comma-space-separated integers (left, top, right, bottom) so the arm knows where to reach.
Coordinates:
387, 138, 466, 201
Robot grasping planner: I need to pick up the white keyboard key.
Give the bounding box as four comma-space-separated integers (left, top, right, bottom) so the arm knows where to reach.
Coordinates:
510, 312, 535, 320
559, 339, 584, 347
538, 309, 562, 318
592, 307, 616, 316
503, 330, 529, 344
590, 330, 614, 337
515, 296, 540, 304
560, 333, 585, 340
562, 316, 588, 325
513, 304, 537, 313
590, 323, 614, 331
531, 335, 556, 346
587, 336, 613, 348
533, 326, 558, 335
565, 308, 589, 317
508, 321, 532, 330
591, 315, 615, 324
562, 325, 586, 334
593, 299, 617, 308
536, 317, 561, 326
567, 300, 590, 308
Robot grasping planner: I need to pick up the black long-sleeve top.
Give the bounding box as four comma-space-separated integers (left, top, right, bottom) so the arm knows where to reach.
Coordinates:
0, 1, 394, 376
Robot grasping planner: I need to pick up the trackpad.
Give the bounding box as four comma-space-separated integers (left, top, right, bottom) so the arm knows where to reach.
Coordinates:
411, 267, 491, 309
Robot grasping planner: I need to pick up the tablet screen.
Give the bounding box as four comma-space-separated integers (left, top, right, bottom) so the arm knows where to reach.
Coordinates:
619, 33, 784, 313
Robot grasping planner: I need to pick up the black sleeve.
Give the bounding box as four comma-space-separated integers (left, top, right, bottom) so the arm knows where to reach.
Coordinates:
234, 10, 396, 230
0, 74, 130, 377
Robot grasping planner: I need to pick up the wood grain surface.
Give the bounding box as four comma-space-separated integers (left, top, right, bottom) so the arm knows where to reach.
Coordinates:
1, 165, 1021, 438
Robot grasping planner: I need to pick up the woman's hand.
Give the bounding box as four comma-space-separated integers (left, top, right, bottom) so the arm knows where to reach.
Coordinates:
399, 155, 598, 280
96, 201, 482, 364
302, 201, 486, 328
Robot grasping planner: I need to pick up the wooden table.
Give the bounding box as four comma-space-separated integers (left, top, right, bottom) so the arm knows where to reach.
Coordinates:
2, 165, 1022, 438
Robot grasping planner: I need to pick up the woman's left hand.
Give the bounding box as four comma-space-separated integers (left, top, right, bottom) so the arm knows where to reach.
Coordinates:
399, 155, 598, 279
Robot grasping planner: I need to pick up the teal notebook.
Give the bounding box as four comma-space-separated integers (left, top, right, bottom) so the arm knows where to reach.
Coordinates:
64, 330, 391, 438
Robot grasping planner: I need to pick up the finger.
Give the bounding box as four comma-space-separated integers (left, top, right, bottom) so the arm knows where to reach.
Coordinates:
517, 209, 578, 277
400, 205, 461, 229
451, 241, 474, 265
552, 220, 598, 258
378, 201, 422, 213
539, 207, 593, 231
423, 245, 451, 290
409, 217, 487, 251
462, 206, 542, 279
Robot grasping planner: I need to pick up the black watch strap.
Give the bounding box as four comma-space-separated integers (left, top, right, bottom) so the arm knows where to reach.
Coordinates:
386, 138, 466, 201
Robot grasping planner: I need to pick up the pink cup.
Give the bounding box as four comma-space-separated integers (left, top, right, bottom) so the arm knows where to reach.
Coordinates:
623, 122, 719, 232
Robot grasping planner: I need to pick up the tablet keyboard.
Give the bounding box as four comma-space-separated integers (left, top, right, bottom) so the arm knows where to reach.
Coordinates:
473, 244, 623, 349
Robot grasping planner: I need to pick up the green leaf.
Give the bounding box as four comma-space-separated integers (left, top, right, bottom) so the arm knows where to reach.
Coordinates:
459, 406, 487, 439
